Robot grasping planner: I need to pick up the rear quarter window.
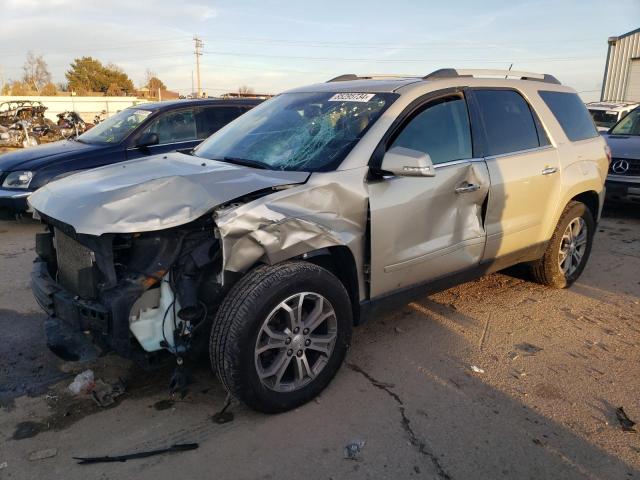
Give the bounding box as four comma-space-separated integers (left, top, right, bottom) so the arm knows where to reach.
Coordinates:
539, 91, 598, 141
196, 106, 246, 139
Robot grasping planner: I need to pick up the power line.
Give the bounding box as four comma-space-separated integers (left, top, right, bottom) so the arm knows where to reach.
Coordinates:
202, 50, 601, 64
197, 33, 604, 49
194, 36, 204, 98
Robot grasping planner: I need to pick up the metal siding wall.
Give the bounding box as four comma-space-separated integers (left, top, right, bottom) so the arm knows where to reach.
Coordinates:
603, 32, 640, 101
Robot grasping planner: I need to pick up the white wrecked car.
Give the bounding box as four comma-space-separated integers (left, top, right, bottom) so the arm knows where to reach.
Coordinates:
30, 69, 608, 412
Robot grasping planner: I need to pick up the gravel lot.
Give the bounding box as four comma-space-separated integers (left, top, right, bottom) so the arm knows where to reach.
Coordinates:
0, 206, 638, 480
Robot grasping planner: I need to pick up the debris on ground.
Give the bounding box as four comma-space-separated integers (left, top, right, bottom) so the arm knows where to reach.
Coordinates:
68, 370, 95, 395
28, 448, 58, 461
515, 343, 543, 355
615, 407, 637, 433
74, 443, 199, 464
68, 370, 125, 407
344, 440, 366, 460
91, 378, 125, 407
0, 461, 7, 470
394, 327, 405, 334
470, 365, 485, 374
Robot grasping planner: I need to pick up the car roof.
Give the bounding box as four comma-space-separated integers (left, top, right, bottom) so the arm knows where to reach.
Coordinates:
586, 101, 639, 111
286, 78, 422, 94
283, 69, 571, 96
134, 98, 264, 112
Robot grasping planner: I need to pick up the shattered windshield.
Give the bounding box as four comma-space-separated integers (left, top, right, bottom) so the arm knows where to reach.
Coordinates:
78, 108, 153, 144
194, 92, 397, 171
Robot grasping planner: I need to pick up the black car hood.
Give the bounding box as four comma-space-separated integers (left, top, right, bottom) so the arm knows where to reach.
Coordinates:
28, 152, 310, 235
602, 134, 640, 159
0, 140, 108, 171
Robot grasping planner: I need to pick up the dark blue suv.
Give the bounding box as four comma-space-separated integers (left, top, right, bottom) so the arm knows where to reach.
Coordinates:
0, 98, 261, 214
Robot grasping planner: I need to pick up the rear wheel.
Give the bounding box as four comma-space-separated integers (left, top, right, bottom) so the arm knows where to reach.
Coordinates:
210, 261, 352, 413
530, 201, 595, 288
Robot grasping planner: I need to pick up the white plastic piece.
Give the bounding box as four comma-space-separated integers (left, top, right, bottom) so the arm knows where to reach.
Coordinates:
470, 365, 485, 374
68, 369, 95, 395
129, 276, 180, 352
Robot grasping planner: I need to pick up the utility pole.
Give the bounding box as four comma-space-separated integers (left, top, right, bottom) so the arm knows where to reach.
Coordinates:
193, 36, 203, 98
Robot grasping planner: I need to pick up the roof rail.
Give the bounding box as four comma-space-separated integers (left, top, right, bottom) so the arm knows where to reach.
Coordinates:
326, 73, 418, 82
423, 68, 561, 85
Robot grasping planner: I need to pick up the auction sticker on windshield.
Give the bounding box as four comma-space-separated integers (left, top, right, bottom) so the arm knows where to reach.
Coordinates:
328, 93, 376, 102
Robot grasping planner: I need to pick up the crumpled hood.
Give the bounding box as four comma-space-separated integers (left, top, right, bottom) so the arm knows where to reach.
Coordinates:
602, 134, 640, 159
0, 139, 105, 171
28, 152, 309, 235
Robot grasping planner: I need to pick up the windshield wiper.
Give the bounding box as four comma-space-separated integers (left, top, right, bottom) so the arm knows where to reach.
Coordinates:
221, 156, 271, 170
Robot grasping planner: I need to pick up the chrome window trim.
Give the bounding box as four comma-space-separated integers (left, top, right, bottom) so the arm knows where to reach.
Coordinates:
484, 145, 555, 161
433, 157, 485, 169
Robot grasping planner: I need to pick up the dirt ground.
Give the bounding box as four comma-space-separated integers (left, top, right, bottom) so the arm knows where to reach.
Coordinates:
0, 206, 638, 480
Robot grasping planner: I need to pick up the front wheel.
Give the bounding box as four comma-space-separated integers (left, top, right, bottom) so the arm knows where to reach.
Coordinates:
210, 261, 352, 413
530, 201, 595, 288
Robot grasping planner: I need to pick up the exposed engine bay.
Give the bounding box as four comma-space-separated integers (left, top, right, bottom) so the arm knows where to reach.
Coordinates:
32, 212, 226, 363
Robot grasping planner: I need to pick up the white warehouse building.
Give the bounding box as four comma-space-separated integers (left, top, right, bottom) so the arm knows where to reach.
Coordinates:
601, 27, 640, 102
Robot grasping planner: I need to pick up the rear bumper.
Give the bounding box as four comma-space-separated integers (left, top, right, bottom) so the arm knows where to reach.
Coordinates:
0, 188, 31, 212
605, 178, 640, 204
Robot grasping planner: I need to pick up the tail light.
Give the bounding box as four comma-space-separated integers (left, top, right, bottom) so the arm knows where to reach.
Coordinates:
604, 144, 612, 164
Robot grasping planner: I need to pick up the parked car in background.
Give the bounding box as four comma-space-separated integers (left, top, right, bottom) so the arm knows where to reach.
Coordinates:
587, 101, 639, 132
28, 69, 608, 413
0, 99, 262, 215
601, 106, 640, 204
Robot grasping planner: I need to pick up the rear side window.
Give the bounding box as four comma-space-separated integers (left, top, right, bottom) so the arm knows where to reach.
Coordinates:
539, 91, 598, 141
473, 90, 541, 156
196, 106, 246, 139
391, 96, 472, 164
139, 109, 197, 145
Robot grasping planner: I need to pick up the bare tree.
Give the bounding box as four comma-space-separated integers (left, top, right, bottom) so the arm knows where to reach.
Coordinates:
238, 85, 255, 95
144, 69, 166, 97
22, 51, 51, 93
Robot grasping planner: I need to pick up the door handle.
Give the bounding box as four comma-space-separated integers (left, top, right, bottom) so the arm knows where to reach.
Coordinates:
542, 167, 558, 175
455, 183, 481, 194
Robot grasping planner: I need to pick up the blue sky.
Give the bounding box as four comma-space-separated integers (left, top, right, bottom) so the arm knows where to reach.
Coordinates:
0, 0, 638, 100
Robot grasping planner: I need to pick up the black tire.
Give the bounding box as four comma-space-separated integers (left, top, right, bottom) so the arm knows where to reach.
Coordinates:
210, 261, 352, 413
530, 201, 595, 288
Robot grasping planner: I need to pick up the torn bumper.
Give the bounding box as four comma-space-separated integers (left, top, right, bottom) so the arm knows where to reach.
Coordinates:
31, 259, 138, 360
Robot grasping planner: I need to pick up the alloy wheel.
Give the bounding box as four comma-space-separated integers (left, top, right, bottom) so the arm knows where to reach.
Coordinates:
558, 217, 587, 277
254, 292, 338, 392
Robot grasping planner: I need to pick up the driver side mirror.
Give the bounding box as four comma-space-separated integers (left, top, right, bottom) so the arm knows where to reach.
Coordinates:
136, 132, 159, 148
380, 146, 436, 177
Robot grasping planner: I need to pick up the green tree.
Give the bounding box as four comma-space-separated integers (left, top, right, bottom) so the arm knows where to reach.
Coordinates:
66, 57, 134, 95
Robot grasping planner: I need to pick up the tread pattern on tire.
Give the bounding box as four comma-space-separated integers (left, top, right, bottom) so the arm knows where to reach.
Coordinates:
210, 261, 347, 402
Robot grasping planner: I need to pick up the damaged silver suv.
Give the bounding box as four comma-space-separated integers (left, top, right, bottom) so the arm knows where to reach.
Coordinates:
29, 69, 609, 412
